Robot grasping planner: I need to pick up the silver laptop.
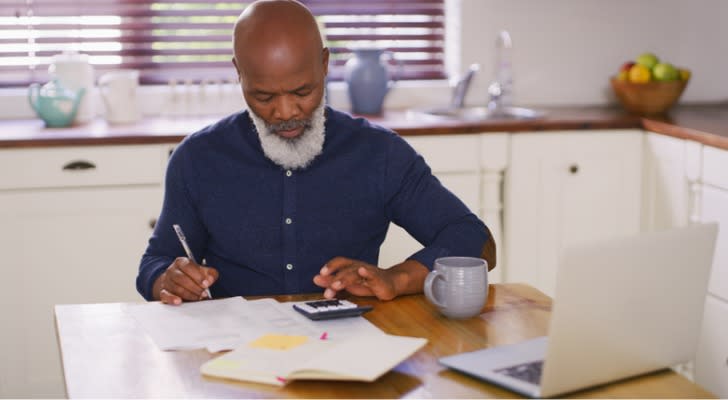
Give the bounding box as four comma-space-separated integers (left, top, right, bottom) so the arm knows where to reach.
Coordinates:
440, 223, 718, 398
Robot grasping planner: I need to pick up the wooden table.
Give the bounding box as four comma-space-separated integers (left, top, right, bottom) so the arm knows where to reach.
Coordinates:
54, 283, 713, 398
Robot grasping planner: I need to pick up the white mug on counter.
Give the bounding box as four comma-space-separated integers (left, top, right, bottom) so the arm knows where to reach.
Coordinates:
98, 70, 140, 124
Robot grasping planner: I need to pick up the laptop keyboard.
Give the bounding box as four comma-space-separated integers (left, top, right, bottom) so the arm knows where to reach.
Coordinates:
494, 360, 543, 385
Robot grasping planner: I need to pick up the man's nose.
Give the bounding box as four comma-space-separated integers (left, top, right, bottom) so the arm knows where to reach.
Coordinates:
273, 95, 301, 121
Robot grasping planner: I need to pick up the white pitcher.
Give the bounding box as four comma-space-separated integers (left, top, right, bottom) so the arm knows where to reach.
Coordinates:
49, 52, 95, 123
98, 70, 140, 124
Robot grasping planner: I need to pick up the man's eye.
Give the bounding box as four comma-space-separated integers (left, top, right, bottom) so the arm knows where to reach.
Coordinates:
295, 91, 311, 97
256, 95, 273, 102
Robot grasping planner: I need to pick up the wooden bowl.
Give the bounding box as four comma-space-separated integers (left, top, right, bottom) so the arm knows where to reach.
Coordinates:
611, 78, 688, 115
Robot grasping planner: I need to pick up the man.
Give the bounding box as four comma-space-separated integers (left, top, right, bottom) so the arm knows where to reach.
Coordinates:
136, 0, 494, 305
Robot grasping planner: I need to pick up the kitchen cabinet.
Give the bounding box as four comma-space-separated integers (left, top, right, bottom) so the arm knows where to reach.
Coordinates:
0, 145, 166, 398
641, 132, 702, 231
696, 296, 728, 397
701, 148, 728, 301
695, 145, 728, 398
504, 130, 642, 296
641, 132, 705, 380
479, 134, 509, 283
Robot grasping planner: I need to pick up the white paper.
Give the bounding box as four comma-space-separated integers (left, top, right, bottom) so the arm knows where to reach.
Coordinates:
124, 297, 253, 350
205, 299, 383, 352
124, 297, 382, 352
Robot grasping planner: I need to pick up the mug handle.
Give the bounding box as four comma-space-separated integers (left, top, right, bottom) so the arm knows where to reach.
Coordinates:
424, 270, 446, 308
98, 80, 116, 118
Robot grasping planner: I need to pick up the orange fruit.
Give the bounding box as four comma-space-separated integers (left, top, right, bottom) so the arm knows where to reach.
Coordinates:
678, 68, 691, 81
628, 64, 651, 83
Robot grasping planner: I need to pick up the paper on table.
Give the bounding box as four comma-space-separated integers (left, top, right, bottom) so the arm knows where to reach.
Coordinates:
204, 299, 383, 352
124, 297, 383, 352
124, 297, 255, 350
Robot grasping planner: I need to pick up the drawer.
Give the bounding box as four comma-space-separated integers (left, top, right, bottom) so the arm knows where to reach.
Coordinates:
404, 134, 480, 173
0, 145, 165, 190
703, 145, 728, 189
695, 296, 728, 398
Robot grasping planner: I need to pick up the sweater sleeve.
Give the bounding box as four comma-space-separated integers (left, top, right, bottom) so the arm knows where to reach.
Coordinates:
381, 134, 489, 270
136, 140, 208, 300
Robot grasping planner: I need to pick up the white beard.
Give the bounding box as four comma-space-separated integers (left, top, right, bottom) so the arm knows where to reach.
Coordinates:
248, 98, 326, 170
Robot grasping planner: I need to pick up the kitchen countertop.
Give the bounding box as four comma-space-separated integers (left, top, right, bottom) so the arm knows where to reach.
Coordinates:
1, 103, 727, 150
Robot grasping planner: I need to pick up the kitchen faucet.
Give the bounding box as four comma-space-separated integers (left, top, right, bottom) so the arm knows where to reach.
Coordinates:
450, 63, 480, 109
487, 81, 504, 111
488, 30, 513, 110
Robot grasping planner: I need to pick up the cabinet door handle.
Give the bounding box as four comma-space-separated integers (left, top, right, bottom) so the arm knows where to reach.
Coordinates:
148, 218, 157, 229
569, 164, 579, 174
62, 160, 96, 171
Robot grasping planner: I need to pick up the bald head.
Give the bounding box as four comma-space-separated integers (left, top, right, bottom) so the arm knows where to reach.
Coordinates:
233, 0, 326, 80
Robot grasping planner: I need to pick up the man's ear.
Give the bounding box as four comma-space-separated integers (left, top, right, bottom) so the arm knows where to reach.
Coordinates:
321, 47, 330, 77
232, 57, 242, 82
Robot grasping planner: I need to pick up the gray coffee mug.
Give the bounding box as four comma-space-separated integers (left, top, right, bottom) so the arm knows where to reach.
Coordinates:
424, 257, 488, 319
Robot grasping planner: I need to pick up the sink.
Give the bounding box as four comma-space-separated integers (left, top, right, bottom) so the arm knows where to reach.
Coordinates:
407, 106, 545, 122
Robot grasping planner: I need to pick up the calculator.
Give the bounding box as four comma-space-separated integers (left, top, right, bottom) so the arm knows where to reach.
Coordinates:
293, 299, 373, 321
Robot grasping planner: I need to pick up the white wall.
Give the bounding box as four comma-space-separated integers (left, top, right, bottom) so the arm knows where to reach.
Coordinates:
453, 0, 728, 107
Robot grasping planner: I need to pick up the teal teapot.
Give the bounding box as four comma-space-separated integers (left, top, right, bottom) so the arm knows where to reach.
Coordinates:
28, 80, 85, 127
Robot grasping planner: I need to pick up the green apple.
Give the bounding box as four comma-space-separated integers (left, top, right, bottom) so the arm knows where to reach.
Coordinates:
653, 62, 679, 81
636, 52, 659, 70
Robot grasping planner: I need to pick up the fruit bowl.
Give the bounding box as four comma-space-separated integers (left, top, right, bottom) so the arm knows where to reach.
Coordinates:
611, 78, 688, 115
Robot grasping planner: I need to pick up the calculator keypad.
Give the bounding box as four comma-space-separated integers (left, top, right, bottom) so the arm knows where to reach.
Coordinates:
298, 299, 357, 313
293, 299, 372, 320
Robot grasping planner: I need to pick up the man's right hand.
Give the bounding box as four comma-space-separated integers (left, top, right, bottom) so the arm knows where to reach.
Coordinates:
152, 257, 219, 305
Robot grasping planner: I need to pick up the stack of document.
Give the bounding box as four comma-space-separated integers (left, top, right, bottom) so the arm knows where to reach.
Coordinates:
124, 297, 427, 386
124, 297, 381, 352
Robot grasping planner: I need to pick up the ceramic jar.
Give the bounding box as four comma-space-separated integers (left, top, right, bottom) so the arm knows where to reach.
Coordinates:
344, 48, 394, 115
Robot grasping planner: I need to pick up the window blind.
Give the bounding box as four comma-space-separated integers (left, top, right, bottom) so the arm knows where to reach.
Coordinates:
0, 0, 445, 87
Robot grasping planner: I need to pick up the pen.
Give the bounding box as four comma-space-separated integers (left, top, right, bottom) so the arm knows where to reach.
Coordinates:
172, 224, 213, 299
